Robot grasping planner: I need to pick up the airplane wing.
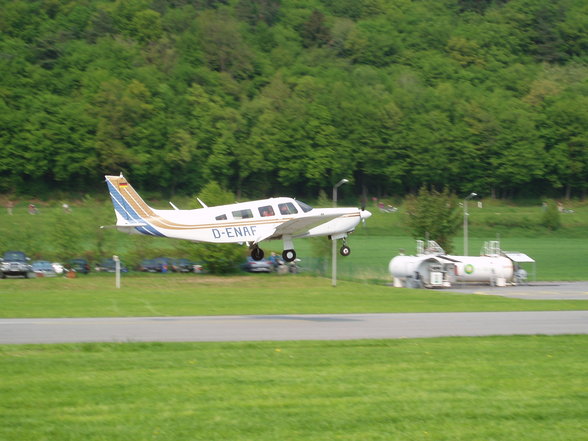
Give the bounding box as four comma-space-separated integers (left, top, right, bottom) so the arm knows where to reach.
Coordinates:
255, 213, 351, 242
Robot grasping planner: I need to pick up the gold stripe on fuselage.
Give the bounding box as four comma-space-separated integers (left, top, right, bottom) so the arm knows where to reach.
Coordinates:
111, 175, 360, 232
112, 176, 292, 231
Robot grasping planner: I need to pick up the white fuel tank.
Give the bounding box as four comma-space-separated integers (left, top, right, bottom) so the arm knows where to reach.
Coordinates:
388, 255, 428, 279
452, 256, 514, 282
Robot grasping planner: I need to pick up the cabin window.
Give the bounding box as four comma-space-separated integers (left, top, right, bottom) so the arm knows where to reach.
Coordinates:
215, 214, 227, 221
278, 202, 298, 215
258, 205, 275, 217
232, 209, 253, 219
297, 201, 313, 213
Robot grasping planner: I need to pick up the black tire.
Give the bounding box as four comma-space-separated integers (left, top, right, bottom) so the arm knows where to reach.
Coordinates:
282, 249, 296, 262
340, 245, 351, 257
251, 247, 264, 261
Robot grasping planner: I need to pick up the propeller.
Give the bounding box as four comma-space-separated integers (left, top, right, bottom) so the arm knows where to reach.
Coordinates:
359, 198, 371, 226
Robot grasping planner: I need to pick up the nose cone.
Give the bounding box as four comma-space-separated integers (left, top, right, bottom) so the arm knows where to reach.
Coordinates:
360, 209, 372, 220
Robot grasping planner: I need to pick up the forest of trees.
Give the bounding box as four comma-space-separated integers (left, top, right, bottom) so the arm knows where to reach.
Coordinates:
1, 0, 587, 200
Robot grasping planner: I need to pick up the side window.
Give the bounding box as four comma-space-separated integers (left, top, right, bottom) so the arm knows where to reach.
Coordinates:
278, 203, 298, 215
258, 205, 275, 217
297, 201, 313, 213
215, 214, 227, 221
232, 209, 253, 219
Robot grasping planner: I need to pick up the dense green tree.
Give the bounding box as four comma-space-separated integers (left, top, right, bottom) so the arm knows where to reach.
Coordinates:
0, 0, 587, 201
404, 186, 462, 253
300, 10, 330, 48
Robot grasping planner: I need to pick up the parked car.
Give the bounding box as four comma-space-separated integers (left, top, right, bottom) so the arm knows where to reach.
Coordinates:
1, 251, 33, 278
51, 262, 65, 275
67, 258, 90, 274
192, 262, 205, 273
241, 257, 272, 273
95, 258, 129, 273
171, 258, 194, 273
153, 257, 173, 272
32, 260, 57, 277
138, 258, 159, 272
138, 257, 173, 272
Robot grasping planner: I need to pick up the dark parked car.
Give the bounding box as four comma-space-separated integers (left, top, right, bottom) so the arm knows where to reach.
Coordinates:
67, 258, 90, 274
171, 258, 194, 273
138, 257, 173, 272
138, 259, 158, 272
1, 251, 33, 278
95, 258, 129, 273
241, 257, 272, 273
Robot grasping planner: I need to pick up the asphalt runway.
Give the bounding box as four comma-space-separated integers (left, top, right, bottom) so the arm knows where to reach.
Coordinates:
1, 310, 588, 344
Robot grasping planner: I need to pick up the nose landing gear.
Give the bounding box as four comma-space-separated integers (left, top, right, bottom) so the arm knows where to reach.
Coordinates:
339, 237, 351, 256
340, 245, 350, 256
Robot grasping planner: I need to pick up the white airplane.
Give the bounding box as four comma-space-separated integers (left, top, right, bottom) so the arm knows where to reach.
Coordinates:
105, 174, 372, 262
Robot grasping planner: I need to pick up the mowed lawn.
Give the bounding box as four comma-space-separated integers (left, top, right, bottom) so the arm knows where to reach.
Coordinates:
1, 274, 587, 318
1, 336, 587, 441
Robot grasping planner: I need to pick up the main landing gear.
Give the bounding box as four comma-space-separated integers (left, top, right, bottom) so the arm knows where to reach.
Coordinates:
282, 249, 296, 262
250, 237, 351, 262
250, 246, 264, 261
250, 246, 296, 262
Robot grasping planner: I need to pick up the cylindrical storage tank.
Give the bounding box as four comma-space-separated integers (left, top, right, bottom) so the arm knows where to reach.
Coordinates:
389, 255, 424, 279
453, 256, 514, 283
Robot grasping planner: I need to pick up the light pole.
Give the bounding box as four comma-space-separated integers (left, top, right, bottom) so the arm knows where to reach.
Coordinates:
332, 179, 349, 287
463, 192, 477, 256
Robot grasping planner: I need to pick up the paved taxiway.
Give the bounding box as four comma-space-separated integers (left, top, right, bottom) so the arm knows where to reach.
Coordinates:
1, 311, 587, 344
442, 281, 588, 300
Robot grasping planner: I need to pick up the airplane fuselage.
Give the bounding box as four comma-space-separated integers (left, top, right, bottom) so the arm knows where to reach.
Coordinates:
128, 199, 363, 243
106, 175, 371, 262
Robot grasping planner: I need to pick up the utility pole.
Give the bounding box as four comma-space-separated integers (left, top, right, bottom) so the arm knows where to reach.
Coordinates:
332, 179, 349, 287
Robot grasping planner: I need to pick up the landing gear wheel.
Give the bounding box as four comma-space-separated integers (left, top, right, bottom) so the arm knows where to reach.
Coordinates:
282, 249, 296, 262
340, 245, 351, 257
251, 247, 264, 261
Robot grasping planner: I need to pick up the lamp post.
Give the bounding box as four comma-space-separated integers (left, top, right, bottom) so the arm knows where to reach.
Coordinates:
463, 193, 477, 256
332, 179, 349, 287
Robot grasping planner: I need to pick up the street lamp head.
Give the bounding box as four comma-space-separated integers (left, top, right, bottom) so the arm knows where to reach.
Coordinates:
465, 192, 477, 200
336, 178, 349, 188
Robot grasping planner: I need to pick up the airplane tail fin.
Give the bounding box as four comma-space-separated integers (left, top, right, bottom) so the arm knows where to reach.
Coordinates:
105, 174, 157, 230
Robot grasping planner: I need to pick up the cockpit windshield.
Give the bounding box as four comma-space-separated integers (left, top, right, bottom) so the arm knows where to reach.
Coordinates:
297, 201, 313, 213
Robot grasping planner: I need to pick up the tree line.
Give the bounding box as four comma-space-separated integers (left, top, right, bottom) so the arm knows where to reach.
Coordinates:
1, 0, 587, 200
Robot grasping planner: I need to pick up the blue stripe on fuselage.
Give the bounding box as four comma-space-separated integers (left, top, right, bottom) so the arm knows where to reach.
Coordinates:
106, 180, 166, 237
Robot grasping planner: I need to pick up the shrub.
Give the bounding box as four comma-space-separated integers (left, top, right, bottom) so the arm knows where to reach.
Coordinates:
541, 200, 561, 231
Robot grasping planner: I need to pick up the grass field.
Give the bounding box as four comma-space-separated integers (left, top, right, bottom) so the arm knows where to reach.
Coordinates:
1, 275, 587, 318
2, 199, 587, 440
1, 336, 587, 441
